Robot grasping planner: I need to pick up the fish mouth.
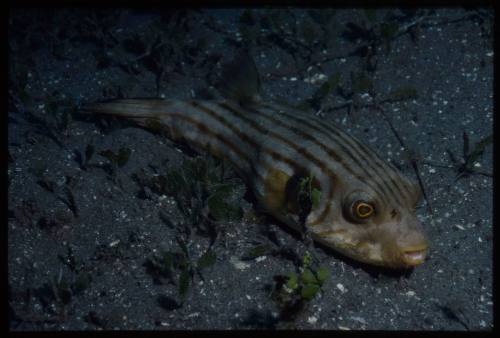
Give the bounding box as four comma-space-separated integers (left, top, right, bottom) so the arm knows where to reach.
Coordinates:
401, 246, 428, 266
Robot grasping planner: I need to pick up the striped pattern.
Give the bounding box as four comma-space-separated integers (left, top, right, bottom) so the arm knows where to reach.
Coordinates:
85, 98, 419, 228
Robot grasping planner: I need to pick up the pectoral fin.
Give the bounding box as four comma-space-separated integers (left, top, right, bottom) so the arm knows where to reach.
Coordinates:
261, 167, 290, 214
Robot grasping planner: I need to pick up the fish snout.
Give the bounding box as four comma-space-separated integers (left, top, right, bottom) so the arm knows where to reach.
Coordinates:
396, 229, 429, 267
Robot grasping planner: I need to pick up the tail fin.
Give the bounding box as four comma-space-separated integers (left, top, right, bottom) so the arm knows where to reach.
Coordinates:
82, 99, 168, 119
83, 98, 252, 176
81, 99, 179, 130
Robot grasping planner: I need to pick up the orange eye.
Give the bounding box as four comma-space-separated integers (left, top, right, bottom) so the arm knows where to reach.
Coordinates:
353, 201, 374, 218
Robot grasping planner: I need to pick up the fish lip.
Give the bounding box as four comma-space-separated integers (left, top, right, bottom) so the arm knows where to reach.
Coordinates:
400, 246, 428, 266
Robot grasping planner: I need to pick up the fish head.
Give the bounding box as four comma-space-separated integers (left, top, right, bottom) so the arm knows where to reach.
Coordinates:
308, 177, 428, 269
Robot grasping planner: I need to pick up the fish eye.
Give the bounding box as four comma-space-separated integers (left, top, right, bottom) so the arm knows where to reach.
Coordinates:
352, 200, 374, 219
343, 190, 377, 223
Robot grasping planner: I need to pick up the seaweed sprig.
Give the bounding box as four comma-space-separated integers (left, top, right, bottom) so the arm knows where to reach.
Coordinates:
449, 132, 493, 180
144, 238, 217, 305
423, 132, 493, 182
97, 146, 131, 180
134, 154, 244, 243
74, 144, 95, 171
412, 131, 493, 185
270, 251, 330, 327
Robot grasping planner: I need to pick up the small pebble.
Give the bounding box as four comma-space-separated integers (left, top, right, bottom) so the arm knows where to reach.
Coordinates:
336, 283, 347, 293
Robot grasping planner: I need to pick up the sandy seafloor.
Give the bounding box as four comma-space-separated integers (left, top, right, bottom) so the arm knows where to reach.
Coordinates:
8, 7, 493, 330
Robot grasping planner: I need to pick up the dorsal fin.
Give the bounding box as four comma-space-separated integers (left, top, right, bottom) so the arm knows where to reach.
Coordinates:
216, 50, 262, 106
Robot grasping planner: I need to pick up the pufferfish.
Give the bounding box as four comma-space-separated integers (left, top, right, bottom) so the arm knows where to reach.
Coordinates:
83, 52, 428, 269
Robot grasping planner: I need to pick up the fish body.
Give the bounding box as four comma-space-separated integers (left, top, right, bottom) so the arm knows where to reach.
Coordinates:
84, 53, 428, 268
